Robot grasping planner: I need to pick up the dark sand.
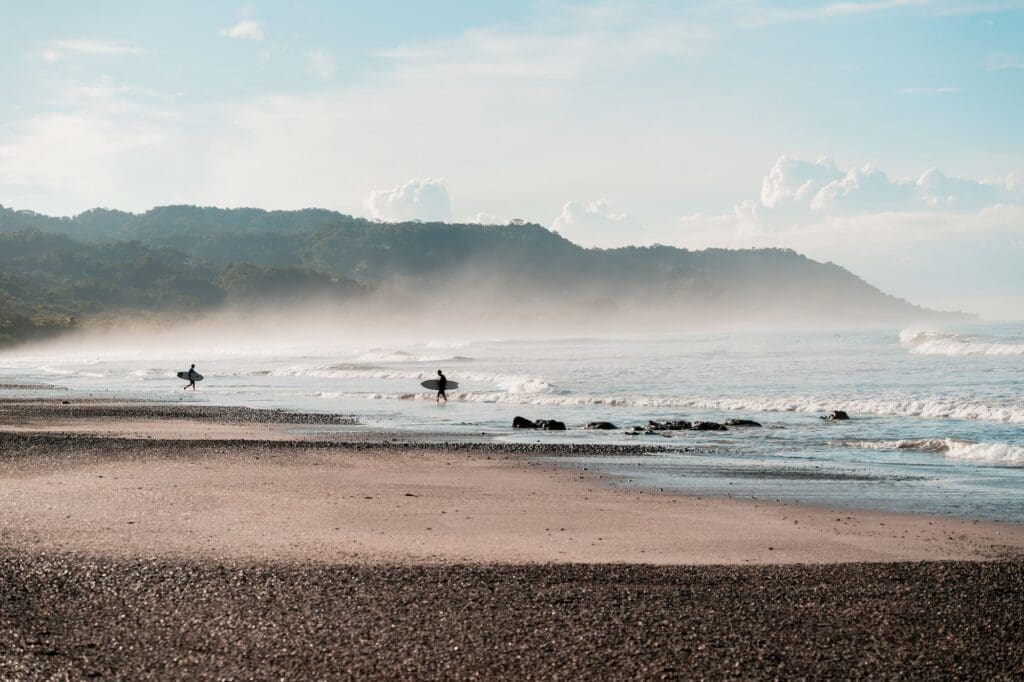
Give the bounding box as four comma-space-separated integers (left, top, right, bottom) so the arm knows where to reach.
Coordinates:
2, 398, 1024, 678
3, 554, 1022, 679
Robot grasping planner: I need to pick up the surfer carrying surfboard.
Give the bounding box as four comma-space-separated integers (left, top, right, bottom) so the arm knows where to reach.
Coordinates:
436, 369, 448, 404
183, 364, 199, 391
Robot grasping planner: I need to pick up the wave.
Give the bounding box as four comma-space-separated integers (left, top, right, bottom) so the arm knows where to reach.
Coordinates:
838, 438, 1024, 465
354, 348, 474, 363
269, 365, 551, 394
306, 390, 1024, 423
899, 328, 1024, 357
129, 368, 178, 380
38, 366, 107, 379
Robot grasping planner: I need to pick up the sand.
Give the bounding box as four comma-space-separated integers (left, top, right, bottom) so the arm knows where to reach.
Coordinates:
2, 398, 1024, 678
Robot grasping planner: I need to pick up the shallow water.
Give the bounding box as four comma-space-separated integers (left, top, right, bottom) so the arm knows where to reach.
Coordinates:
2, 322, 1022, 521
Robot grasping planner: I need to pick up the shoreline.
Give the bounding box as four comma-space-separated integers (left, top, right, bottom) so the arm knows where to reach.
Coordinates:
2, 397, 1023, 565
3, 395, 1024, 676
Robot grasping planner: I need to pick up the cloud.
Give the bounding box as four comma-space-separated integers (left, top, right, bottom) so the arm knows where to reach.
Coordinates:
812, 164, 917, 213
306, 50, 336, 80
896, 86, 961, 94
745, 155, 1021, 223
676, 156, 1024, 316
221, 19, 264, 42
37, 39, 150, 61
760, 156, 843, 208
0, 111, 168, 200
375, 7, 713, 80
736, 0, 1024, 27
552, 199, 630, 247
363, 179, 452, 222
987, 52, 1024, 70
0, 78, 192, 215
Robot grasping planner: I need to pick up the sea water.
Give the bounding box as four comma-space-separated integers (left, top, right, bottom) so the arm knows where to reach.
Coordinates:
2, 322, 1022, 521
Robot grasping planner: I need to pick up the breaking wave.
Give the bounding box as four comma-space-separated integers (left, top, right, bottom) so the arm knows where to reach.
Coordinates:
838, 438, 1024, 465
354, 348, 474, 363
129, 368, 177, 380
899, 329, 1024, 357
309, 390, 1024, 423
38, 366, 107, 379
270, 365, 550, 394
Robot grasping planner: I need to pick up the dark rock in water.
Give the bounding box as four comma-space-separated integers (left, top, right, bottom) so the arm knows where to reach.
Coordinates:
691, 421, 728, 431
585, 421, 618, 430
647, 420, 692, 431
725, 419, 762, 427
821, 410, 850, 421
512, 416, 537, 429
535, 419, 567, 431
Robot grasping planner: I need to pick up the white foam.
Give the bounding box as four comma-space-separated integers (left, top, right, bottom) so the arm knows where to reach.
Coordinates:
839, 438, 1024, 465
268, 365, 551, 394
354, 348, 474, 363
307, 390, 1024, 423
129, 368, 177, 380
38, 366, 107, 379
899, 328, 1024, 357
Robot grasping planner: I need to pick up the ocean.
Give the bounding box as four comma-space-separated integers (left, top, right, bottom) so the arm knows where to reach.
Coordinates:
2, 321, 1022, 521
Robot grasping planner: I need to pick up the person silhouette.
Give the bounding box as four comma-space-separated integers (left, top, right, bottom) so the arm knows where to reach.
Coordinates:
436, 369, 448, 404
184, 364, 198, 391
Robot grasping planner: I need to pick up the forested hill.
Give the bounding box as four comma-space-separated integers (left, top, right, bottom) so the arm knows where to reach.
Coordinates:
0, 205, 970, 346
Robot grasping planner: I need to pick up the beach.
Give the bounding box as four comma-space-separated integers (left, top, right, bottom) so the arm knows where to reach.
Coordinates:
2, 397, 1024, 677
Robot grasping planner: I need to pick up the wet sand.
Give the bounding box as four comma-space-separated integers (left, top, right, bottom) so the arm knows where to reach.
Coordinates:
2, 398, 1024, 677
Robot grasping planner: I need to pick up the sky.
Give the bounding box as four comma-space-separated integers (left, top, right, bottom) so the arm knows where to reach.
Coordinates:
1, 0, 1022, 318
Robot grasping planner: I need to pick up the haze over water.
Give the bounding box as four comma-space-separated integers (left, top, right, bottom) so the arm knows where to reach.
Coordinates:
4, 320, 1023, 522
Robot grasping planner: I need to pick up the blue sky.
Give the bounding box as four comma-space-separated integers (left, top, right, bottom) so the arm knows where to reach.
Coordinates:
1, 1, 1023, 316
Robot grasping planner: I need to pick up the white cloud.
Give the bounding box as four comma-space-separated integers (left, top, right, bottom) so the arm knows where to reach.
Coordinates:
363, 179, 452, 222
811, 164, 917, 213
306, 50, 336, 80
987, 52, 1024, 70
376, 8, 713, 81
36, 39, 150, 61
760, 156, 843, 208
221, 19, 264, 42
896, 86, 961, 94
0, 111, 168, 200
676, 156, 1024, 317
744, 156, 1022, 224
0, 78, 194, 215
552, 199, 630, 247
738, 0, 1018, 26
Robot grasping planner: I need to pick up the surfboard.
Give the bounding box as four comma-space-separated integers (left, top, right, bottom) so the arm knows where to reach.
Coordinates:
421, 379, 458, 390
177, 371, 204, 382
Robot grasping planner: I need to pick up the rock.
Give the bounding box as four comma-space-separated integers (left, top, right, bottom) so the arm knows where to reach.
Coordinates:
584, 421, 618, 430
512, 416, 537, 429
691, 421, 728, 431
725, 419, 762, 427
625, 426, 658, 436
535, 419, 567, 431
821, 410, 850, 421
647, 420, 692, 431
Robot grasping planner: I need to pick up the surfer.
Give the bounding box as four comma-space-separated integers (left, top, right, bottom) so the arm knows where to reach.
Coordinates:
436, 369, 448, 404
184, 364, 198, 391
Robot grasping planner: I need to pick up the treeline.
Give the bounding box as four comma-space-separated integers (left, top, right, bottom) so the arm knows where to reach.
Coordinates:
0, 204, 968, 347
0, 225, 365, 346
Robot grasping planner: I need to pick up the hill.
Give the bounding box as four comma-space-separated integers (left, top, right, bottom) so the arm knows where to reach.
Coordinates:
0, 205, 972, 346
